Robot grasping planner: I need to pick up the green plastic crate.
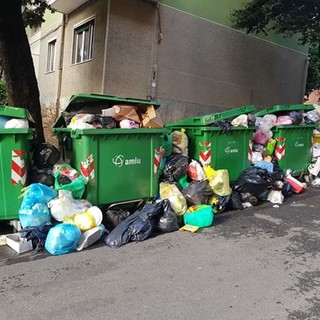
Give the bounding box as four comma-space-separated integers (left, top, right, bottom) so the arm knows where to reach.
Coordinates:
166, 105, 257, 181
53, 93, 166, 205
0, 106, 33, 221
255, 104, 316, 176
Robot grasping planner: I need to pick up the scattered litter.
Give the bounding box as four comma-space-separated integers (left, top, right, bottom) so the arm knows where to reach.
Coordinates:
179, 225, 199, 233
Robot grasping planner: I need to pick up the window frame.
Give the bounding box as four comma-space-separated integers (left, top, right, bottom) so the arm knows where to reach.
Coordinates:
46, 38, 57, 73
71, 16, 95, 65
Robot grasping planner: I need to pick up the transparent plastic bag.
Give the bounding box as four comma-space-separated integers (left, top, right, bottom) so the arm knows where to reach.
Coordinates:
187, 160, 206, 181
48, 190, 92, 222
171, 129, 188, 156
159, 182, 187, 215
204, 166, 232, 196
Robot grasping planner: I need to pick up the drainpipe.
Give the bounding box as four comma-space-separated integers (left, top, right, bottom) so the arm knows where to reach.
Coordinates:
101, 0, 111, 93
55, 14, 66, 116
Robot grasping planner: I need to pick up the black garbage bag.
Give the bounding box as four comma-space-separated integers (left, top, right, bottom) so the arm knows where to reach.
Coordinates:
104, 207, 131, 230
226, 190, 243, 210
104, 202, 163, 248
282, 181, 294, 197
235, 167, 273, 200
156, 199, 179, 233
214, 194, 231, 212
240, 192, 259, 206
247, 113, 256, 127
88, 115, 117, 129
289, 111, 303, 125
29, 167, 55, 186
211, 120, 232, 133
181, 180, 213, 205
19, 223, 53, 251
161, 154, 189, 183
32, 143, 60, 169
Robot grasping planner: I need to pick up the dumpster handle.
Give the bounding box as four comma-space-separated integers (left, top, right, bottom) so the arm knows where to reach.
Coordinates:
105, 199, 146, 211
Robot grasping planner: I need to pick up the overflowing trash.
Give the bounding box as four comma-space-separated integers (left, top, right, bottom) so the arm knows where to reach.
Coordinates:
62, 103, 163, 130
4, 99, 320, 256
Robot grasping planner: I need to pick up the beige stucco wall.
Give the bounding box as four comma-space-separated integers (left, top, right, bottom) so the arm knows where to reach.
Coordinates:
36, 17, 63, 107
35, 0, 308, 123
60, 0, 108, 99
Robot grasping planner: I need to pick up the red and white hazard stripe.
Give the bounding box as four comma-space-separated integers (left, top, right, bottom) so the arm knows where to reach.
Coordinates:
154, 147, 164, 174
274, 137, 286, 160
11, 150, 27, 186
248, 139, 253, 163
80, 154, 95, 183
199, 142, 211, 166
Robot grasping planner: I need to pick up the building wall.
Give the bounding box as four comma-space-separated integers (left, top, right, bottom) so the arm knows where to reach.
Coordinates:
33, 0, 308, 123
60, 0, 108, 99
36, 16, 63, 107
102, 0, 157, 99
160, 0, 307, 53
155, 5, 308, 123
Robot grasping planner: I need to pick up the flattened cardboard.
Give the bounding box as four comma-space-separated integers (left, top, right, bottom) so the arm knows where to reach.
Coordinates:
141, 105, 163, 128
111, 105, 141, 123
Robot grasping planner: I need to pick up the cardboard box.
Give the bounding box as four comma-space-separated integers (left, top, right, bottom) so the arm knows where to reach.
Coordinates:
109, 105, 141, 123
141, 105, 163, 128
5, 233, 33, 253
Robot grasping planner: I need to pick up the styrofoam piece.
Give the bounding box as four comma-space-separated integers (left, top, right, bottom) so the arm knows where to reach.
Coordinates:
87, 206, 103, 226
76, 226, 103, 251
5, 233, 33, 253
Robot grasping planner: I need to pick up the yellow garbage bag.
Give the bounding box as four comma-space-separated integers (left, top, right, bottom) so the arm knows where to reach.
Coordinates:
204, 166, 232, 196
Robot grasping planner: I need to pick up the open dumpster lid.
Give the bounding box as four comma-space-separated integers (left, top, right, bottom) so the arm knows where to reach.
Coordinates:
255, 104, 315, 117
165, 105, 256, 127
0, 105, 30, 119
54, 93, 161, 128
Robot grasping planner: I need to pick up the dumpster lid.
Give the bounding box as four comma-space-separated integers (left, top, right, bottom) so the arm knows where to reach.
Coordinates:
54, 93, 161, 128
165, 105, 256, 127
0, 105, 30, 119
255, 104, 315, 117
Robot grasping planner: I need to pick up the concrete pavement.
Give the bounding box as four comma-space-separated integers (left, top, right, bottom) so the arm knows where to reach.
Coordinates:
1, 188, 320, 320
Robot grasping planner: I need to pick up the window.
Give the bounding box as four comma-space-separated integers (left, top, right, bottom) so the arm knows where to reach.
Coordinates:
72, 19, 94, 64
46, 39, 56, 72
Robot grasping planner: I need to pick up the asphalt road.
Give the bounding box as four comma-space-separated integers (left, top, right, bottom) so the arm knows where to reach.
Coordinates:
1, 188, 320, 320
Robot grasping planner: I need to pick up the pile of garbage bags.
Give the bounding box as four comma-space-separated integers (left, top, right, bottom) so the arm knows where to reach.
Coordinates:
13, 104, 320, 255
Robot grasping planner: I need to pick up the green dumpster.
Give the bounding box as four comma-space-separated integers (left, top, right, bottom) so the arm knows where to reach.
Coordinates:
166, 105, 257, 181
255, 104, 316, 176
0, 106, 33, 221
53, 93, 167, 206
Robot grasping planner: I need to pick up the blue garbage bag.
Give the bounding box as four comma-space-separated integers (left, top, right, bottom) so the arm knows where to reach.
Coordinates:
45, 223, 81, 255
19, 183, 57, 228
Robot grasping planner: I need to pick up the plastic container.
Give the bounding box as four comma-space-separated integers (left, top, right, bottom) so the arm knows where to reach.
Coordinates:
255, 104, 316, 176
183, 204, 214, 228
53, 93, 167, 205
166, 105, 257, 181
0, 105, 33, 221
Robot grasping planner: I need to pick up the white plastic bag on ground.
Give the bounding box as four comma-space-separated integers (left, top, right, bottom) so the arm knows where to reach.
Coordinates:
267, 190, 284, 204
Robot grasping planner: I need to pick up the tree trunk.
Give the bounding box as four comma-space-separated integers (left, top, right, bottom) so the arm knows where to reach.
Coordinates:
0, 0, 45, 143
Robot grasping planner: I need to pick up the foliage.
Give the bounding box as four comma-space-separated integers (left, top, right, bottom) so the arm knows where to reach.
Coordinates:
230, 0, 320, 45
0, 80, 7, 105
230, 0, 320, 93
306, 43, 320, 95
22, 0, 54, 28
